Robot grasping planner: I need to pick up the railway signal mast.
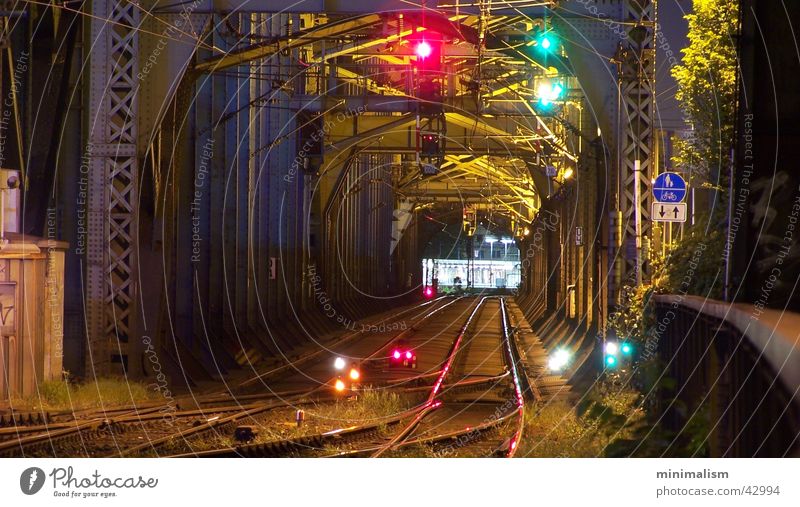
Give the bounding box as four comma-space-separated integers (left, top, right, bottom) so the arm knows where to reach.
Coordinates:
411, 31, 446, 177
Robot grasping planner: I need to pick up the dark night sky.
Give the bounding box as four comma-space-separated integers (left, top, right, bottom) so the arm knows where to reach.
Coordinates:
655, 0, 692, 130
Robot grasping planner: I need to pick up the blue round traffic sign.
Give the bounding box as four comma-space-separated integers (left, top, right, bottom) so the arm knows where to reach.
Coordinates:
653, 172, 686, 203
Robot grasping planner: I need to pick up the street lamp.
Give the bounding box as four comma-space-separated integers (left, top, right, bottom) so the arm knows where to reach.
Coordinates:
485, 236, 497, 258
0, 171, 21, 249
485, 237, 497, 288
501, 238, 514, 258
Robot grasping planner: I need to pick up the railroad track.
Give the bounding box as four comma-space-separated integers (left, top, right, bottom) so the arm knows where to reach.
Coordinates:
0, 399, 314, 458
159, 373, 512, 458
127, 297, 472, 457
111, 297, 465, 457
0, 297, 457, 457
183, 296, 534, 458
365, 296, 532, 458
235, 296, 453, 391
2, 296, 546, 458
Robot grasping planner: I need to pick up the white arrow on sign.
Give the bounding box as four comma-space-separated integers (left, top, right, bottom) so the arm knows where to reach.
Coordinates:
652, 202, 687, 222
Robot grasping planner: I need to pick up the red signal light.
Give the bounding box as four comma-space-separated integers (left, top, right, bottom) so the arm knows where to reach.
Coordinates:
393, 350, 401, 360
424, 287, 433, 298
406, 351, 412, 359
415, 41, 432, 59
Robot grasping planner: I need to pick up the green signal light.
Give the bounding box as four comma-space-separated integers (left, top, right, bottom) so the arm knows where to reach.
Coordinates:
621, 343, 632, 355
540, 36, 552, 50
605, 355, 617, 367
536, 81, 564, 108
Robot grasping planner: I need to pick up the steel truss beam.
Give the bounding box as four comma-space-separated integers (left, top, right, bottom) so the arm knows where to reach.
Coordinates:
194, 14, 383, 72
291, 94, 538, 116
151, 1, 553, 16
326, 113, 555, 198
615, 0, 657, 292
86, 0, 140, 375
194, 10, 571, 75
190, 8, 577, 215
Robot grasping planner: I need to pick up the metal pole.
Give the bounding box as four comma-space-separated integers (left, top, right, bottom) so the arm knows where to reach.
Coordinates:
724, 146, 735, 301
634, 159, 642, 286
0, 188, 5, 242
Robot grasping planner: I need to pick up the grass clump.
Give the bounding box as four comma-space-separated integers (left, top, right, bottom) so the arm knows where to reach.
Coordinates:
308, 388, 417, 425
516, 384, 643, 458
15, 378, 157, 412
156, 388, 421, 456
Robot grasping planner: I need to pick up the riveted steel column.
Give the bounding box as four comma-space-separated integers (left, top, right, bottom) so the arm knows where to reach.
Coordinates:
86, 0, 140, 376
617, 0, 657, 291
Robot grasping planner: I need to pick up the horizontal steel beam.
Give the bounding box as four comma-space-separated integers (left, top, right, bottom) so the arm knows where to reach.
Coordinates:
292, 95, 540, 116
191, 8, 571, 75
195, 14, 382, 72
150, 1, 551, 16
324, 114, 553, 197
326, 113, 546, 153
351, 146, 526, 156
401, 186, 532, 199
327, 114, 416, 153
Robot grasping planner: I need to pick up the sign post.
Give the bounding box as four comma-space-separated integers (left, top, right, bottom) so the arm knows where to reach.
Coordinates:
651, 202, 687, 222
652, 172, 687, 204
651, 172, 687, 223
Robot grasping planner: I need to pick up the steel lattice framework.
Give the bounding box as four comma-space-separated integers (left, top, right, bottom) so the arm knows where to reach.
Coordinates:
74, 3, 602, 378
86, 0, 140, 374
615, 0, 657, 293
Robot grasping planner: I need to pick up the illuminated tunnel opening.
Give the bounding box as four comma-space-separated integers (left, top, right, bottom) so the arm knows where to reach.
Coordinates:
421, 221, 521, 292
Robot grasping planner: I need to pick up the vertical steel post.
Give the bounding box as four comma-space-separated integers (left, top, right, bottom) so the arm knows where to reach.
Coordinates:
86, 0, 139, 375
617, 0, 657, 290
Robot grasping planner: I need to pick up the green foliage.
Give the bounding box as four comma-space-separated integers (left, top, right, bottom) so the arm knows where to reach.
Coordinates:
598, 215, 728, 456
608, 283, 656, 345
655, 219, 726, 299
610, 215, 726, 346
597, 367, 712, 458
671, 0, 739, 184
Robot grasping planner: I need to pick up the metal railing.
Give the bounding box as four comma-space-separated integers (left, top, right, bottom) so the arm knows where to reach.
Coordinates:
652, 295, 800, 457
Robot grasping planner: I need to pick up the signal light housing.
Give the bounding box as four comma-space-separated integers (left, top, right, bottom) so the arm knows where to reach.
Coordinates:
535, 31, 557, 52
410, 36, 442, 73
333, 357, 346, 370
604, 341, 619, 369
389, 343, 417, 369
421, 133, 441, 156
536, 80, 564, 107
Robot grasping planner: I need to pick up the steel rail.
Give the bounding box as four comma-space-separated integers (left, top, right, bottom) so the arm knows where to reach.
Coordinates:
499, 297, 526, 457
103, 298, 462, 457
162, 403, 432, 458
237, 296, 450, 389
371, 296, 490, 457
